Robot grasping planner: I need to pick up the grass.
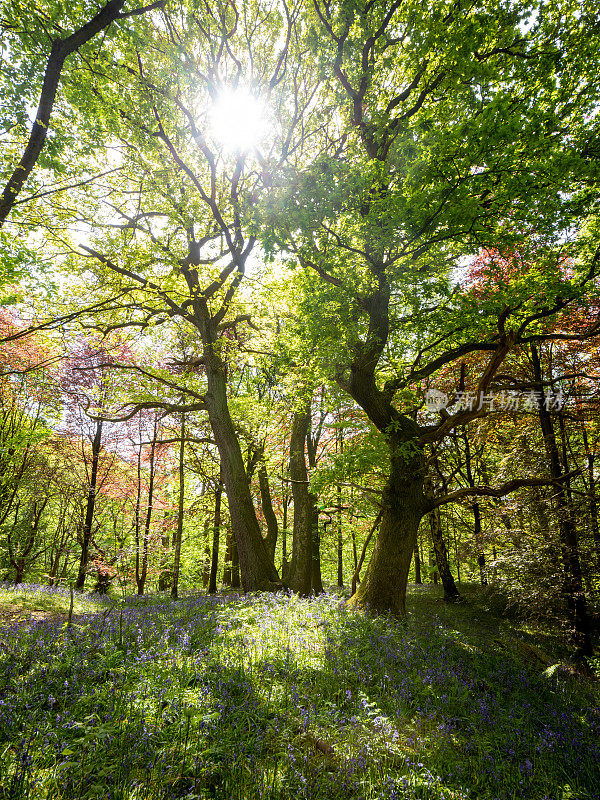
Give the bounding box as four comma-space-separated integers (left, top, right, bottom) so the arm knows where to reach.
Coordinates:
0, 583, 598, 800
0, 583, 106, 620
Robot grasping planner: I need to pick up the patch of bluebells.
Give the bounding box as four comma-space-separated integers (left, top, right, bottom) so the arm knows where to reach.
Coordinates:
0, 586, 598, 799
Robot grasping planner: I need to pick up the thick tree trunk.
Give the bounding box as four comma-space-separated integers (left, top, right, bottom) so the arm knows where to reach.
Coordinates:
531, 344, 592, 656
76, 417, 103, 591
348, 444, 426, 617
286, 402, 315, 595
204, 366, 279, 591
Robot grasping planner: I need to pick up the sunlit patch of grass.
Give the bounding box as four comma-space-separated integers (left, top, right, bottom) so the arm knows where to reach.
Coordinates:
0, 582, 107, 621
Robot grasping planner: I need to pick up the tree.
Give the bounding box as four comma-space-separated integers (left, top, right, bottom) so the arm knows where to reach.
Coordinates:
263, 0, 600, 618
0, 0, 165, 226
34, 0, 316, 592
61, 338, 128, 590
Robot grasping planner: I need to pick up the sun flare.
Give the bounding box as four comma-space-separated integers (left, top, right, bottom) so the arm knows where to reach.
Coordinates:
209, 88, 266, 152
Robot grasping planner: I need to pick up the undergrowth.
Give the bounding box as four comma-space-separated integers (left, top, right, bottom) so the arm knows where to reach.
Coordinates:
0, 584, 598, 800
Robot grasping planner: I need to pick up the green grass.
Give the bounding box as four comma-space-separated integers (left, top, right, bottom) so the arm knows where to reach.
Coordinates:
0, 584, 103, 618
0, 583, 597, 800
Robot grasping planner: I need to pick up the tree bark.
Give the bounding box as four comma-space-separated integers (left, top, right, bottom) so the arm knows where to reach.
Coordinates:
348, 439, 426, 617
581, 425, 600, 565
208, 474, 223, 594
425, 480, 461, 601
76, 416, 103, 591
258, 460, 279, 560
282, 491, 288, 564
413, 538, 422, 584
231, 537, 240, 588
286, 401, 315, 595
171, 411, 185, 599
202, 517, 211, 588
307, 409, 324, 596
137, 416, 157, 595
337, 426, 344, 586
204, 362, 279, 591
311, 508, 324, 594
223, 533, 232, 586
158, 512, 172, 592
462, 430, 487, 586
531, 343, 592, 656
351, 523, 359, 594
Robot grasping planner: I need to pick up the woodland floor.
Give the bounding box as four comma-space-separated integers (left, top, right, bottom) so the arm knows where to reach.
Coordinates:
0, 582, 598, 800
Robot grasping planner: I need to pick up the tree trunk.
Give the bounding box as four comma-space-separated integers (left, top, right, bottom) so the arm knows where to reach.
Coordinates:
158, 518, 172, 592
351, 523, 359, 595
413, 538, 422, 584
134, 431, 143, 594
281, 485, 290, 577
306, 397, 324, 594
337, 514, 344, 587
582, 425, 600, 565
337, 427, 344, 587
231, 537, 240, 588
453, 519, 461, 584
171, 411, 185, 600
137, 417, 157, 596
204, 364, 279, 591
429, 546, 439, 584
258, 460, 279, 560
208, 475, 223, 594
76, 416, 103, 591
425, 480, 461, 601
202, 517, 211, 588
286, 402, 315, 595
311, 508, 324, 594
531, 343, 592, 656
462, 430, 487, 586
9, 499, 47, 585
348, 443, 426, 617
223, 532, 234, 586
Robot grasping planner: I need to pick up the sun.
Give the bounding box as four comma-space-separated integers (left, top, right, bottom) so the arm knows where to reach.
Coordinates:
209, 88, 266, 153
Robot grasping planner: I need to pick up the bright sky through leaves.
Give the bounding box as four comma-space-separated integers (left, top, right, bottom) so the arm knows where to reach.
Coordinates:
209, 88, 266, 152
